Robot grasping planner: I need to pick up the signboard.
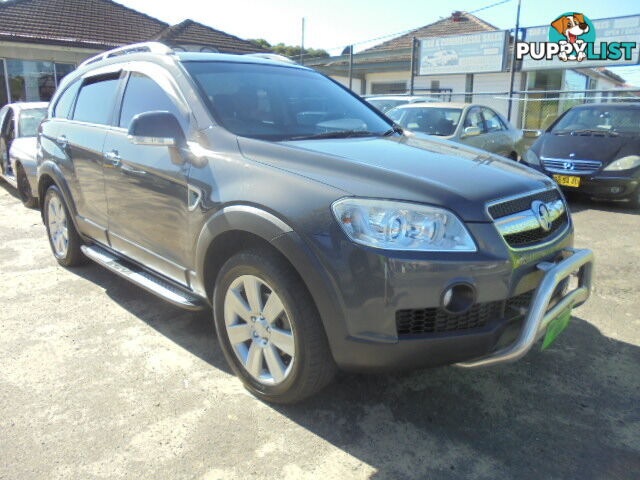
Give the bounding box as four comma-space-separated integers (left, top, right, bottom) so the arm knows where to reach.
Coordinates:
418, 30, 508, 75
521, 14, 640, 70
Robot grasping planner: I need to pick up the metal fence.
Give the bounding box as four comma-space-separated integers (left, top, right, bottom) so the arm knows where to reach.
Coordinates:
384, 88, 640, 133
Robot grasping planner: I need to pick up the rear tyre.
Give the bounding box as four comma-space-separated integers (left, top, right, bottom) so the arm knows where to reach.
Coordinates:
16, 164, 38, 208
213, 248, 336, 404
43, 184, 85, 267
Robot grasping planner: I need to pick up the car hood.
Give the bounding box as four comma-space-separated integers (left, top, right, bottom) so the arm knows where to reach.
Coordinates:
9, 137, 38, 162
536, 131, 640, 164
238, 133, 553, 222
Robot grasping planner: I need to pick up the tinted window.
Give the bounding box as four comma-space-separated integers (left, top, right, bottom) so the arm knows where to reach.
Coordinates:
18, 108, 47, 137
482, 108, 505, 132
53, 80, 80, 119
184, 61, 390, 141
552, 106, 640, 134
119, 72, 183, 128
72, 76, 120, 125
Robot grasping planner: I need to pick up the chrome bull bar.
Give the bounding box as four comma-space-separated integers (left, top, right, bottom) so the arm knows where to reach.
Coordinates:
456, 248, 594, 368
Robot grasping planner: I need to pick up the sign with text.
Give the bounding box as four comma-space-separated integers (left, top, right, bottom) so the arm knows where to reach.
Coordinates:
418, 30, 508, 75
521, 14, 640, 70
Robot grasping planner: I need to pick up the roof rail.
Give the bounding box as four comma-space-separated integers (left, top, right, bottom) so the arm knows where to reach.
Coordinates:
79, 42, 173, 68
243, 53, 298, 65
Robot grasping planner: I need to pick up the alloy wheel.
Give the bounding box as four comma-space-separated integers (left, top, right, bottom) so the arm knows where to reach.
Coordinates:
223, 274, 295, 385
47, 195, 69, 257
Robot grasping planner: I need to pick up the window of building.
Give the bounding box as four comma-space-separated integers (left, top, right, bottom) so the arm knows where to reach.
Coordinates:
72, 75, 120, 125
1, 60, 76, 107
118, 72, 183, 128
53, 80, 81, 119
55, 63, 76, 85
371, 82, 407, 94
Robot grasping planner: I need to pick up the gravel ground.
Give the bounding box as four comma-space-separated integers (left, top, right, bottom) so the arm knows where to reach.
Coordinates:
1, 183, 639, 480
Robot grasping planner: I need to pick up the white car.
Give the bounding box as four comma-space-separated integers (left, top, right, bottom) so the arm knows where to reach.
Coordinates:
422, 50, 459, 67
363, 95, 439, 113
0, 102, 48, 207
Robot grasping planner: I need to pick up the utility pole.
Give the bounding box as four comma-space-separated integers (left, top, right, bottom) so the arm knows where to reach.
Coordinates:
507, 0, 522, 121
300, 17, 305, 65
409, 37, 417, 95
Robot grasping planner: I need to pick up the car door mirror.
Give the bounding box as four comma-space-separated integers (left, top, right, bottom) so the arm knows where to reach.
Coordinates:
128, 111, 186, 147
462, 126, 481, 137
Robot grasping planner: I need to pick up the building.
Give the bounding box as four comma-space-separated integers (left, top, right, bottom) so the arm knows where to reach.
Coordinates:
0, 0, 262, 107
308, 11, 627, 128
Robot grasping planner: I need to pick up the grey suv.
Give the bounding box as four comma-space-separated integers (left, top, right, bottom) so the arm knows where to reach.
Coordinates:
37, 43, 594, 403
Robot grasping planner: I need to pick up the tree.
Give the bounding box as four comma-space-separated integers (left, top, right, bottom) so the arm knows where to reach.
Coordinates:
249, 39, 329, 60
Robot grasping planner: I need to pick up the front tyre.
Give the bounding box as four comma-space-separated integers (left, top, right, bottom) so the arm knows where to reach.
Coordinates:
628, 186, 640, 210
213, 249, 336, 403
43, 184, 85, 266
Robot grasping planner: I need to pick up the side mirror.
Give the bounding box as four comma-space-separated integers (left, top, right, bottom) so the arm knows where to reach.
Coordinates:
462, 126, 481, 137
128, 111, 186, 147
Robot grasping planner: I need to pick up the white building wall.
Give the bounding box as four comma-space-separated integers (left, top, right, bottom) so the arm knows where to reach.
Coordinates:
331, 76, 362, 94
472, 72, 522, 118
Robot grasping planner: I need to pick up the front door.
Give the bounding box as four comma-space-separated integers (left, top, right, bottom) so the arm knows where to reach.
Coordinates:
103, 71, 191, 285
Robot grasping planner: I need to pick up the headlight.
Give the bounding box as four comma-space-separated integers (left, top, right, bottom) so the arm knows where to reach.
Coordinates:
524, 149, 541, 166
331, 198, 477, 252
604, 155, 640, 171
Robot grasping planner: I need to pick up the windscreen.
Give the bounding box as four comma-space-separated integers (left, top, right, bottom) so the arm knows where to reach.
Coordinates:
18, 108, 47, 137
552, 106, 640, 134
183, 61, 391, 141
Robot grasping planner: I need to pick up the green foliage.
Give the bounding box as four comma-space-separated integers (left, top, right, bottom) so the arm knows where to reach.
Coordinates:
249, 39, 330, 59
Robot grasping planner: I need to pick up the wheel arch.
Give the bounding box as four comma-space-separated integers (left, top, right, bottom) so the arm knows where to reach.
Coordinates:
37, 162, 79, 229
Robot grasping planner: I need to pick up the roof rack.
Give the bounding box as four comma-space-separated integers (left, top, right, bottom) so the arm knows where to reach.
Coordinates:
79, 42, 173, 68
243, 53, 298, 65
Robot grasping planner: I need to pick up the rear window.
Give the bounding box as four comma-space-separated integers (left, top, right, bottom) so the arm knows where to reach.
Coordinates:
72, 75, 120, 125
53, 80, 80, 119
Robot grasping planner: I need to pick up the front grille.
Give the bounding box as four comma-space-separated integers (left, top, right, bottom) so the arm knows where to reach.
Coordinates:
542, 158, 602, 175
396, 290, 535, 337
488, 189, 561, 219
503, 212, 568, 247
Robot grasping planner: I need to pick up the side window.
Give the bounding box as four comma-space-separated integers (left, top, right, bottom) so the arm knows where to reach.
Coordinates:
482, 108, 506, 132
53, 80, 81, 119
464, 107, 485, 132
72, 75, 120, 125
118, 72, 183, 129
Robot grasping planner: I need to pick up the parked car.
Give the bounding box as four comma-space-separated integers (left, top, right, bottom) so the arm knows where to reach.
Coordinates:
421, 49, 459, 68
37, 42, 593, 404
522, 103, 640, 208
0, 102, 48, 206
363, 95, 438, 113
387, 102, 524, 160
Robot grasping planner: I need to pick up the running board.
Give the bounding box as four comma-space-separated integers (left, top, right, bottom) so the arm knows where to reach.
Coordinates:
0, 172, 17, 189
80, 245, 206, 311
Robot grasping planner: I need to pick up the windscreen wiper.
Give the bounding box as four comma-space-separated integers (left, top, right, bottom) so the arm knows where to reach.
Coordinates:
383, 124, 404, 136
569, 128, 619, 136
288, 130, 382, 140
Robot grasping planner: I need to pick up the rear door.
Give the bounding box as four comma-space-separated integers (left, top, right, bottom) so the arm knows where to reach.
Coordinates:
0, 106, 12, 175
102, 66, 192, 285
59, 72, 122, 243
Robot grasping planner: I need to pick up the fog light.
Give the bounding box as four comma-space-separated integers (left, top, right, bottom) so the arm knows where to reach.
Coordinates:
441, 283, 476, 314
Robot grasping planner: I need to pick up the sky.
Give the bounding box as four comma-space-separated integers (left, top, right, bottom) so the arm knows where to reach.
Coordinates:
123, 0, 640, 85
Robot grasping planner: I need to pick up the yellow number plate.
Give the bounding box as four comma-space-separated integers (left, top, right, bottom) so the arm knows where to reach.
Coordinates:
553, 174, 580, 188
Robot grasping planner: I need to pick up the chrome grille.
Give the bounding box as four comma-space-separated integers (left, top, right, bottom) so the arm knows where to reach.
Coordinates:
541, 158, 602, 175
488, 189, 569, 249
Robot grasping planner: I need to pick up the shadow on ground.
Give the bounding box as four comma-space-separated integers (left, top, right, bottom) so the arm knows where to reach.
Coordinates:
68, 261, 640, 480
566, 193, 640, 216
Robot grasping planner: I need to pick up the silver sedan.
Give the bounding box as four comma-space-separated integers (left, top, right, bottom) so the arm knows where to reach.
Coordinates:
0, 102, 48, 207
387, 102, 524, 160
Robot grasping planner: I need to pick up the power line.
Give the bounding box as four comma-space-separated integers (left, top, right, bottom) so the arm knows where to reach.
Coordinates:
469, 0, 511, 14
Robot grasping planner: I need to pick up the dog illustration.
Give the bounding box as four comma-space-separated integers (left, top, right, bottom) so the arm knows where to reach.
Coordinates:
551, 13, 590, 61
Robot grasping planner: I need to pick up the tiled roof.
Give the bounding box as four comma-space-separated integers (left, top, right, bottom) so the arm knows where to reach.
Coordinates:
0, 0, 261, 53
153, 19, 264, 54
0, 0, 169, 48
363, 11, 498, 53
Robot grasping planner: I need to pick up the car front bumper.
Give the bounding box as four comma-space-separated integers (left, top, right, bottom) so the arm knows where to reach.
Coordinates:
275, 220, 589, 372
530, 166, 639, 200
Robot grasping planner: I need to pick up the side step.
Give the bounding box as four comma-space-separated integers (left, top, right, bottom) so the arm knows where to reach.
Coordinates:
0, 172, 18, 189
81, 245, 206, 311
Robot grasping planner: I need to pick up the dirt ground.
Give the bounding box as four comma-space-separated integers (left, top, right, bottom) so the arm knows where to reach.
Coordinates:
1, 183, 638, 480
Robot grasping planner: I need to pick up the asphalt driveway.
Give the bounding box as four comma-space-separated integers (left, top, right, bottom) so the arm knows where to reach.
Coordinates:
0, 183, 638, 480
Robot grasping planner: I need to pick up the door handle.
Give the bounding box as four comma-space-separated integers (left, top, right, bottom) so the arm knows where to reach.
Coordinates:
120, 163, 146, 175
56, 135, 68, 148
104, 150, 121, 167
